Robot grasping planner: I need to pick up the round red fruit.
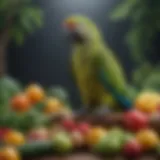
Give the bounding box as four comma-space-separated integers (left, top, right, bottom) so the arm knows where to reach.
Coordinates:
123, 110, 149, 132
61, 119, 77, 132
123, 139, 142, 158
0, 128, 11, 140
77, 122, 91, 135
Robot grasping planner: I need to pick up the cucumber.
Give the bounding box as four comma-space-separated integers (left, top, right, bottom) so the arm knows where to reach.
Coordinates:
18, 141, 53, 157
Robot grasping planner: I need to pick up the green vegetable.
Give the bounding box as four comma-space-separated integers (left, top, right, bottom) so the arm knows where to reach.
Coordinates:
52, 132, 73, 154
93, 129, 132, 155
156, 144, 160, 155
47, 86, 72, 109
47, 86, 69, 103
18, 132, 73, 157
18, 141, 53, 157
0, 109, 50, 132
93, 135, 123, 155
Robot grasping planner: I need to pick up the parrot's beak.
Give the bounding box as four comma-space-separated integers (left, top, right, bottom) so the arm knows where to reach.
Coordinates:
63, 21, 76, 32
63, 20, 85, 43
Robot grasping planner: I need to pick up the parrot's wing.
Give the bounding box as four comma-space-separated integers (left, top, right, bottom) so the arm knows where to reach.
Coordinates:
93, 49, 133, 110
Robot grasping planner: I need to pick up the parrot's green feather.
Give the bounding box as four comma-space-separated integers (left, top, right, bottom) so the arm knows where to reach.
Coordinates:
93, 48, 127, 94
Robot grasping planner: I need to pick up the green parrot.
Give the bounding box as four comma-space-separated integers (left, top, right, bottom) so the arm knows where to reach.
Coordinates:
63, 15, 136, 114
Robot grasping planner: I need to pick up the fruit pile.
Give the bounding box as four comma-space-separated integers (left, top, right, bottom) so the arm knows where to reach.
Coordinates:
1, 117, 160, 160
0, 83, 72, 133
0, 87, 159, 159
123, 92, 160, 131
11, 84, 72, 115
0, 82, 73, 160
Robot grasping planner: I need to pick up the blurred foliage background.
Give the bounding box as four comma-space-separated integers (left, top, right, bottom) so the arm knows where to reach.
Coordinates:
110, 0, 160, 92
0, 0, 45, 129
0, 0, 43, 76
0, 0, 43, 45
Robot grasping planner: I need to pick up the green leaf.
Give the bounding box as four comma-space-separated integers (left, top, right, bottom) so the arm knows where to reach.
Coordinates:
31, 8, 44, 27
11, 26, 25, 45
132, 62, 153, 88
110, 0, 138, 21
0, 14, 6, 29
0, 76, 22, 115
142, 66, 160, 92
34, 102, 45, 112
126, 24, 155, 63
14, 31, 25, 45
126, 28, 145, 63
0, 0, 10, 11
18, 7, 43, 33
47, 86, 70, 104
1, 76, 22, 97
19, 14, 35, 33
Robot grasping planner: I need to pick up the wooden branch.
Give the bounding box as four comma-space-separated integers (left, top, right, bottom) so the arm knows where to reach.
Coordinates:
0, 15, 14, 76
50, 113, 160, 132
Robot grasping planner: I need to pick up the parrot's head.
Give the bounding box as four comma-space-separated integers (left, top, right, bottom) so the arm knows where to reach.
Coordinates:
63, 15, 102, 44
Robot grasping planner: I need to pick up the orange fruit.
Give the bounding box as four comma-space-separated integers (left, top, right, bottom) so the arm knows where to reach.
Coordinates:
25, 84, 45, 104
85, 127, 107, 146
135, 92, 159, 113
136, 129, 159, 150
0, 147, 21, 160
44, 97, 63, 114
11, 93, 31, 112
4, 131, 25, 146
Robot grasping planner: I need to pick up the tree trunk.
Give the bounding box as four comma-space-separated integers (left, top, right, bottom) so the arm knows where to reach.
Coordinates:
0, 30, 10, 77
0, 43, 7, 77
0, 15, 13, 77
0, 45, 5, 77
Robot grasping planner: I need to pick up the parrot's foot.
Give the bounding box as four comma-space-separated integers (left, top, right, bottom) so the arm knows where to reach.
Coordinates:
75, 106, 95, 117
94, 105, 112, 117
75, 107, 89, 116
75, 105, 112, 117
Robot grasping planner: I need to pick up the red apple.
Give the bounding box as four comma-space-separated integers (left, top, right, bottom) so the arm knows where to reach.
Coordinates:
61, 119, 77, 132
123, 139, 142, 158
0, 128, 11, 140
123, 110, 149, 132
77, 122, 91, 135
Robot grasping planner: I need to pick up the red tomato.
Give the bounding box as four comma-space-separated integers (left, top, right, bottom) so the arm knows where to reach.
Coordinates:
123, 110, 149, 132
61, 119, 77, 132
123, 139, 142, 158
77, 122, 91, 135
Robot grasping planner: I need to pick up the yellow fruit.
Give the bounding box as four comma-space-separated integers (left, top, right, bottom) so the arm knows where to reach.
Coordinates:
135, 92, 160, 113
136, 129, 159, 150
85, 127, 106, 146
0, 147, 21, 160
4, 131, 25, 146
11, 93, 31, 112
25, 84, 45, 104
44, 97, 63, 114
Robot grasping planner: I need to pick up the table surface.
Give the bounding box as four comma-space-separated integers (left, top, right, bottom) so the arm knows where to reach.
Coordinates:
24, 153, 158, 160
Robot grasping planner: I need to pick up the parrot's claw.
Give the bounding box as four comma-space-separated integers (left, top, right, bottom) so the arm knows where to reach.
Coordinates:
75, 105, 112, 117
94, 105, 112, 117
75, 107, 89, 116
